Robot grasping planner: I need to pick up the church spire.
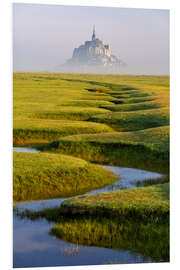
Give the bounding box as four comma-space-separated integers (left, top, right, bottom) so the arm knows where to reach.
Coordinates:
92, 25, 96, 40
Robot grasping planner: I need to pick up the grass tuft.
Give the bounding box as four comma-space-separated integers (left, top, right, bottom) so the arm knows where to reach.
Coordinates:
60, 183, 169, 222
13, 152, 116, 202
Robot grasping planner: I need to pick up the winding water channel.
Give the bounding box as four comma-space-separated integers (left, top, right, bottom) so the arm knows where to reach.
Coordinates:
13, 147, 165, 268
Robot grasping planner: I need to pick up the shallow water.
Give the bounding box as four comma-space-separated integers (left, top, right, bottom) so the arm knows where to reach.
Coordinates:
14, 215, 155, 268
13, 147, 164, 267
15, 165, 163, 213
88, 165, 163, 193
13, 147, 40, 153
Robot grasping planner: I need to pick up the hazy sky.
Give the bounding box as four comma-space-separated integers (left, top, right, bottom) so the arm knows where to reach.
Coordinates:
13, 3, 169, 74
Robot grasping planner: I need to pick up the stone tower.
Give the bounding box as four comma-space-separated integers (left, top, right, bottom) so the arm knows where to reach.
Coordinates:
65, 27, 122, 70
92, 25, 96, 41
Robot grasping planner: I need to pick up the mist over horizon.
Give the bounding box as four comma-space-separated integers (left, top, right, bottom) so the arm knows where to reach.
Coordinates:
13, 3, 169, 75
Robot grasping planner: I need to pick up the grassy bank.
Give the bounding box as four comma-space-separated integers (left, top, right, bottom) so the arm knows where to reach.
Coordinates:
30, 106, 110, 120
60, 183, 169, 222
89, 107, 169, 131
15, 206, 169, 262
40, 126, 169, 173
13, 152, 116, 202
15, 182, 169, 262
13, 73, 169, 146
13, 73, 170, 262
100, 100, 164, 112
13, 119, 113, 146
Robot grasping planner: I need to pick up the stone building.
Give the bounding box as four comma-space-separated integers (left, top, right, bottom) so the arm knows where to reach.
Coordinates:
66, 26, 121, 68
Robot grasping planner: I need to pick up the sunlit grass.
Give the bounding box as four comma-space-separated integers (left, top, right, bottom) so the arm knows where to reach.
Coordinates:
41, 126, 169, 173
61, 183, 169, 221
51, 216, 169, 262
13, 152, 116, 202
13, 72, 169, 145
15, 205, 169, 262
13, 73, 169, 264
13, 118, 113, 146
13, 73, 169, 202
100, 100, 165, 112
89, 107, 169, 131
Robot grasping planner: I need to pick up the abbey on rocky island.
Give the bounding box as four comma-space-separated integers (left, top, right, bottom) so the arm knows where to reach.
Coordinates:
66, 26, 122, 68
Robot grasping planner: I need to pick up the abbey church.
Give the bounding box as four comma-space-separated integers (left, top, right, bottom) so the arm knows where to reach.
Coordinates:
65, 27, 122, 70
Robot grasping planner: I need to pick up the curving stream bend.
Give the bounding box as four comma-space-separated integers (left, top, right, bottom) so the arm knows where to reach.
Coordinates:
13, 147, 164, 268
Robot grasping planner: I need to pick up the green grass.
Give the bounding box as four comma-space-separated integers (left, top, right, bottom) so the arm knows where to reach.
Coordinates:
13, 73, 169, 262
13, 73, 169, 146
13, 73, 169, 196
13, 152, 116, 202
13, 118, 113, 146
14, 73, 169, 171
41, 126, 169, 173
100, 101, 164, 112
13, 73, 115, 145
30, 106, 110, 121
15, 181, 169, 262
89, 107, 169, 131
15, 207, 169, 262
58, 99, 113, 107
60, 183, 169, 222
53, 125, 169, 152
16, 182, 169, 261
111, 97, 155, 104
51, 217, 169, 262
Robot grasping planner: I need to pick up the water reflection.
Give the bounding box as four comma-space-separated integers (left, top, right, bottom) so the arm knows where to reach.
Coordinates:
86, 166, 163, 194
13, 146, 167, 267
14, 214, 154, 268
13, 147, 40, 152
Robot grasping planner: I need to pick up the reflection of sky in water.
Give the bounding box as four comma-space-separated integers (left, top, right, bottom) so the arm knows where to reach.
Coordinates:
13, 147, 40, 152
13, 215, 153, 268
13, 147, 162, 267
16, 197, 66, 212
86, 166, 163, 194
15, 159, 164, 213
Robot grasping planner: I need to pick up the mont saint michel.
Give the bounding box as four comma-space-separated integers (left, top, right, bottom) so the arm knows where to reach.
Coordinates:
13, 4, 169, 269
61, 27, 124, 73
